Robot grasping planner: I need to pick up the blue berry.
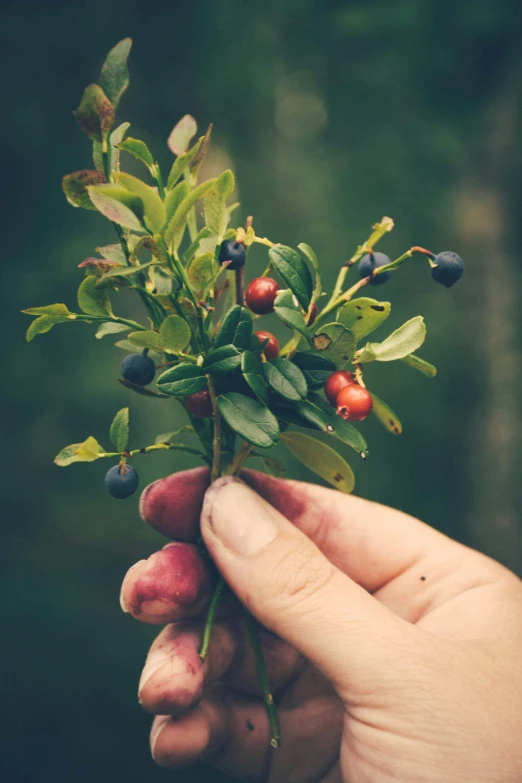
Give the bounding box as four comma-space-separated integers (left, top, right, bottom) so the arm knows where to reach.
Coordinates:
358, 252, 392, 285
105, 464, 139, 499
431, 251, 463, 288
218, 239, 246, 270
120, 351, 156, 386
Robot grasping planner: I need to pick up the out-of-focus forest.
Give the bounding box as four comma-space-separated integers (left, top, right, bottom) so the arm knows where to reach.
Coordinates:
3, 0, 522, 780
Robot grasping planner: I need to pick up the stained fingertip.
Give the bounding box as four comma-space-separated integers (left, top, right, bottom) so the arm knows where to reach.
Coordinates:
139, 627, 205, 715
120, 543, 212, 624
140, 467, 211, 541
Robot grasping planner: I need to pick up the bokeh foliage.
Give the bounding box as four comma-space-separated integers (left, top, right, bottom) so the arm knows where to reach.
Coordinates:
3, 0, 522, 780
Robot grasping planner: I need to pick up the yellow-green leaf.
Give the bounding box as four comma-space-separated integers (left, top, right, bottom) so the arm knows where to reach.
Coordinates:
370, 392, 403, 435
114, 172, 165, 234
78, 276, 113, 317
159, 315, 191, 353
167, 114, 197, 156
54, 436, 106, 466
88, 184, 144, 231
73, 83, 114, 141
109, 407, 130, 451
281, 432, 355, 493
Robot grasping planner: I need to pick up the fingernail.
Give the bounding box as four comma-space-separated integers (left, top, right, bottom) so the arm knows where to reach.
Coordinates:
150, 715, 170, 760
202, 477, 279, 556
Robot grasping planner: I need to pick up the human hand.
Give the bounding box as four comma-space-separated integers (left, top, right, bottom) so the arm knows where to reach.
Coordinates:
120, 468, 522, 782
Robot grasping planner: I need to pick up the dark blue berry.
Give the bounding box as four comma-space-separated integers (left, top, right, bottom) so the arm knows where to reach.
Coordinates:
120, 351, 156, 386
105, 464, 139, 499
218, 239, 246, 270
358, 252, 392, 285
431, 251, 463, 288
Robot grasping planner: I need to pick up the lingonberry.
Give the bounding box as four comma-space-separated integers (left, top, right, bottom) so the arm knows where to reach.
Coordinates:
184, 389, 213, 418
120, 350, 156, 386
358, 251, 392, 285
431, 251, 464, 288
244, 277, 280, 314
254, 330, 279, 360
105, 463, 139, 499
324, 370, 355, 406
336, 384, 373, 421
218, 239, 246, 270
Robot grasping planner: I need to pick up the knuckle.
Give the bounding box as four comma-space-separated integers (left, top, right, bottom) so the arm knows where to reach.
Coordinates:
270, 545, 338, 606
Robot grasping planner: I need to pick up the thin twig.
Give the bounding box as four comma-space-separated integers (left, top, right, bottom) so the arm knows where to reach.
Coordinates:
241, 607, 280, 748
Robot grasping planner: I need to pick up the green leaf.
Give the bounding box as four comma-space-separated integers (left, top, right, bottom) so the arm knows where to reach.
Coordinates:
241, 350, 269, 403
203, 345, 241, 375
156, 363, 207, 397
204, 169, 235, 239
77, 276, 113, 317
117, 137, 155, 170
95, 322, 130, 339
62, 170, 106, 209
359, 316, 426, 363
273, 289, 309, 338
298, 242, 322, 304
127, 330, 162, 351
159, 315, 191, 353
88, 184, 144, 231
164, 180, 190, 227
114, 340, 161, 360
291, 351, 337, 389
98, 261, 158, 282
269, 244, 313, 310
312, 323, 355, 367
190, 124, 213, 180
183, 227, 213, 264
280, 432, 355, 493
54, 436, 106, 466
370, 392, 403, 435
114, 172, 165, 234
187, 251, 218, 298
118, 378, 169, 398
263, 358, 308, 402
130, 236, 168, 266
337, 297, 391, 341
295, 396, 368, 457
154, 425, 194, 444
107, 122, 130, 171
96, 243, 127, 263
166, 136, 205, 189
23, 304, 72, 318
110, 407, 130, 451
163, 179, 216, 251
26, 314, 68, 342
168, 115, 198, 156
99, 38, 132, 110
258, 455, 286, 478
217, 392, 279, 449
213, 305, 253, 351
73, 83, 114, 141
400, 354, 437, 377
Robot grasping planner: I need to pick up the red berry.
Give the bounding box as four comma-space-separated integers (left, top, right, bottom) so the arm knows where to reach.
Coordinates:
254, 330, 280, 360
244, 277, 280, 315
307, 302, 318, 326
324, 370, 355, 406
184, 389, 213, 418
336, 384, 373, 421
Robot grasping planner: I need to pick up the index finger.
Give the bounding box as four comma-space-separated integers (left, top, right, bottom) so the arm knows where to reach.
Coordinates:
139, 467, 470, 593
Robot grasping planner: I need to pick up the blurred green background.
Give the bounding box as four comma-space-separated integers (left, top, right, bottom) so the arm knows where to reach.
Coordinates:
3, 0, 522, 780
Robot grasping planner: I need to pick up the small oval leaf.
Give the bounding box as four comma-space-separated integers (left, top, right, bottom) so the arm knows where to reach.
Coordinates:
370, 392, 403, 435
78, 276, 113, 317
292, 352, 337, 389
312, 323, 355, 367
156, 363, 207, 397
217, 392, 279, 449
269, 244, 313, 310
241, 350, 269, 403
159, 315, 191, 353
110, 407, 130, 451
281, 432, 355, 493
263, 359, 308, 402
337, 297, 391, 342
213, 305, 253, 351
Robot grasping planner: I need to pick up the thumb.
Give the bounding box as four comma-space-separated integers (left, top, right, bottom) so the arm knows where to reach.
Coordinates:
201, 476, 420, 700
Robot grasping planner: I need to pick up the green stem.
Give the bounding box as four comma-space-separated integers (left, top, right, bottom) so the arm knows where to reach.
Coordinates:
241, 607, 280, 748
199, 576, 224, 659
207, 376, 222, 482
103, 442, 210, 462
74, 313, 148, 331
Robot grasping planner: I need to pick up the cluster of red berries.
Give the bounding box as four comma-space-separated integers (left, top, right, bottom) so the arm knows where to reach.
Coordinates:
324, 370, 373, 421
